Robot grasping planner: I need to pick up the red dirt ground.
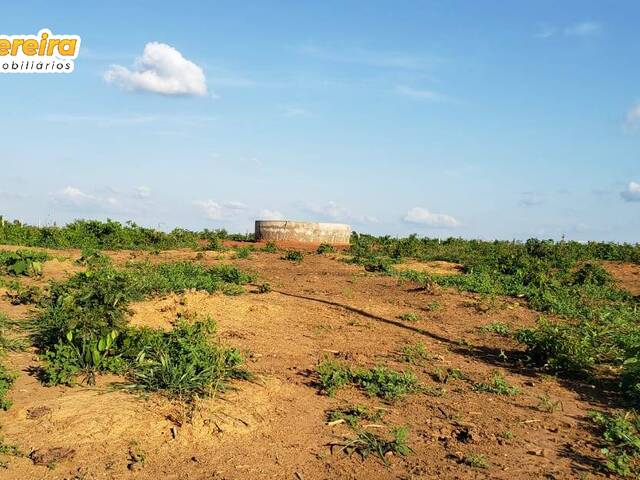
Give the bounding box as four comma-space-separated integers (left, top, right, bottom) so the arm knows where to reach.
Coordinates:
0, 245, 636, 479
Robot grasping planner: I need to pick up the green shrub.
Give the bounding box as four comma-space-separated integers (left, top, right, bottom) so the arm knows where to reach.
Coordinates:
261, 241, 278, 253
129, 319, 248, 399
282, 250, 304, 263
515, 318, 596, 373
398, 312, 420, 322
572, 262, 613, 286
35, 261, 255, 389
0, 250, 48, 277
316, 359, 420, 401
233, 246, 253, 259
317, 243, 335, 254
590, 410, 640, 477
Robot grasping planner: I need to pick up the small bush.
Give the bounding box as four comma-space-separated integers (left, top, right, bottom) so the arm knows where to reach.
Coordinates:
282, 250, 304, 263
129, 319, 248, 399
261, 241, 278, 253
233, 246, 253, 259
317, 243, 335, 254
363, 258, 392, 273
516, 318, 595, 374
572, 262, 612, 286
0, 250, 48, 277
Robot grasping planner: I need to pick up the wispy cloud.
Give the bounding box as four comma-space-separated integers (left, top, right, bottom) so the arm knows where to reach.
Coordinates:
258, 209, 285, 220
621, 181, 640, 202
195, 200, 248, 220
301, 200, 377, 224
104, 42, 208, 96
403, 207, 460, 228
536, 21, 602, 39
395, 85, 452, 103
564, 21, 601, 37
52, 186, 120, 212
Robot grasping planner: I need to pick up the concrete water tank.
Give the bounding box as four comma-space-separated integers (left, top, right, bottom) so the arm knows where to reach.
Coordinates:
255, 220, 351, 245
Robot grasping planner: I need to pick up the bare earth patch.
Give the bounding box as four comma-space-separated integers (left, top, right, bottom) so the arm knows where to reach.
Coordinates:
0, 246, 620, 479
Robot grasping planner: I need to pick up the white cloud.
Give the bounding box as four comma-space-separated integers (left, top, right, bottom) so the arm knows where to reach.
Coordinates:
403, 207, 460, 228
195, 200, 224, 220
621, 181, 640, 202
564, 22, 601, 37
396, 85, 450, 103
302, 200, 377, 224
104, 42, 207, 96
195, 200, 247, 220
134, 186, 151, 199
259, 209, 285, 220
53, 186, 119, 211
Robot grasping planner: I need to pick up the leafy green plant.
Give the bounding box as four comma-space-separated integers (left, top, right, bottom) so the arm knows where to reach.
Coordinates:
317, 243, 335, 254
462, 453, 488, 469
282, 250, 304, 263
472, 372, 519, 396
572, 262, 612, 286
537, 392, 563, 413
590, 410, 640, 477
35, 260, 254, 389
261, 241, 278, 253
317, 359, 420, 401
480, 321, 510, 336
233, 246, 253, 259
399, 342, 429, 365
398, 312, 419, 322
257, 282, 272, 293
0, 250, 48, 277
434, 367, 467, 384
515, 318, 596, 374
128, 319, 248, 400
5, 284, 43, 305
0, 435, 22, 468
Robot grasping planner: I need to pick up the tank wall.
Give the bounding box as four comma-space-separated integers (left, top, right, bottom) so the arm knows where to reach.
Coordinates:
255, 220, 351, 245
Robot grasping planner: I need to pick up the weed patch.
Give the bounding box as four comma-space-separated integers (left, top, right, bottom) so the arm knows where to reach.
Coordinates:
317, 359, 420, 401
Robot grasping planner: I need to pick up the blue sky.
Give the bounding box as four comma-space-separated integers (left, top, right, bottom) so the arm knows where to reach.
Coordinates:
1, 1, 639, 241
